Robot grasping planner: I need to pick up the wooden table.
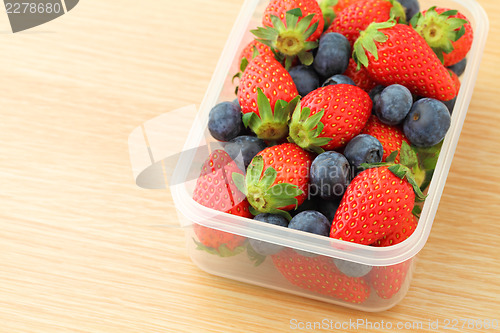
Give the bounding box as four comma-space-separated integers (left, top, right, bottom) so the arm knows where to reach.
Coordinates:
1, 0, 499, 332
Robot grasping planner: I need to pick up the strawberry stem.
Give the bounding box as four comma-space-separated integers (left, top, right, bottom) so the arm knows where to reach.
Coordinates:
288, 101, 331, 154
242, 89, 299, 141
410, 6, 468, 63
235, 156, 302, 221
251, 9, 319, 69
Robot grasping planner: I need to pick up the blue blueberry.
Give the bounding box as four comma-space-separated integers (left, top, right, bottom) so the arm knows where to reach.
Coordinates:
368, 85, 385, 111
375, 84, 413, 125
310, 151, 351, 200
343, 134, 383, 171
403, 98, 451, 147
333, 258, 372, 277
316, 198, 340, 226
224, 135, 267, 169
442, 97, 456, 115
290, 196, 319, 217
313, 33, 351, 79
398, 0, 420, 21
288, 210, 330, 237
322, 74, 355, 87
448, 58, 467, 77
249, 213, 289, 255
288, 65, 320, 97
232, 99, 252, 136
208, 101, 243, 141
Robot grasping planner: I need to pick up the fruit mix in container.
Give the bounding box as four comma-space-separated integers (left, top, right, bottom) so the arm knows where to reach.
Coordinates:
190, 0, 473, 303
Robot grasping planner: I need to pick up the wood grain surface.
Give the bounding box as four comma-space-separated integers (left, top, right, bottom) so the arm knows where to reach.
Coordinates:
0, 0, 499, 332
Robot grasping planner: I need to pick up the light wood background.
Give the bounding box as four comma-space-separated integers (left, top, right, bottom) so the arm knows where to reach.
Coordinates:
1, 0, 499, 332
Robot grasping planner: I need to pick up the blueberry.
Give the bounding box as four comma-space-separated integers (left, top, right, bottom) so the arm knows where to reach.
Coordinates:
224, 135, 267, 169
288, 210, 331, 237
403, 98, 451, 147
290, 196, 319, 217
375, 84, 413, 125
232, 99, 252, 136
448, 58, 467, 77
333, 258, 372, 277
288, 65, 320, 97
368, 85, 385, 111
249, 213, 289, 255
310, 151, 351, 200
442, 97, 456, 115
398, 0, 420, 21
313, 33, 351, 79
322, 74, 355, 87
316, 198, 341, 226
343, 134, 383, 171
208, 101, 243, 141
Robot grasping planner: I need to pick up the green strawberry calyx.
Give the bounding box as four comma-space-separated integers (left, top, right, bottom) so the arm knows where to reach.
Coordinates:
251, 8, 319, 70
287, 101, 332, 154
388, 0, 407, 24
232, 155, 303, 221
319, 0, 338, 28
361, 141, 427, 201
410, 7, 468, 63
242, 88, 299, 141
352, 19, 397, 70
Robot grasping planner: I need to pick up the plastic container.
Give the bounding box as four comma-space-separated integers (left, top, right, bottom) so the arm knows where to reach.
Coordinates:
129, 0, 488, 312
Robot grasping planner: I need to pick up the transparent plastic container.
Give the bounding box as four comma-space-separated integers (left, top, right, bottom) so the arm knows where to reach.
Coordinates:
129, 0, 488, 312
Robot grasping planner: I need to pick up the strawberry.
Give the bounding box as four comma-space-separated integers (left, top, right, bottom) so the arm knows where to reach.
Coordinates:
239, 40, 274, 65
325, 0, 406, 47
272, 248, 371, 303
253, 1, 324, 68
369, 259, 412, 299
353, 20, 458, 101
233, 40, 275, 94
330, 166, 415, 244
373, 212, 418, 246
411, 7, 473, 67
343, 58, 378, 92
232, 143, 312, 219
329, 142, 426, 245
192, 150, 253, 255
288, 84, 372, 152
361, 114, 410, 163
237, 55, 299, 141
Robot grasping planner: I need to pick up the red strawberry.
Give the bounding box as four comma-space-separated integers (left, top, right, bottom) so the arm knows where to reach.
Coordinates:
319, 0, 364, 28
330, 165, 419, 245
237, 54, 299, 141
239, 40, 274, 65
334, 0, 364, 13
373, 212, 418, 246
288, 84, 372, 152
369, 259, 412, 299
262, 0, 324, 42
253, 0, 324, 69
272, 248, 371, 303
353, 20, 458, 101
411, 7, 473, 67
344, 58, 378, 92
233, 143, 312, 218
362, 114, 410, 163
192, 150, 252, 253
326, 0, 406, 46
